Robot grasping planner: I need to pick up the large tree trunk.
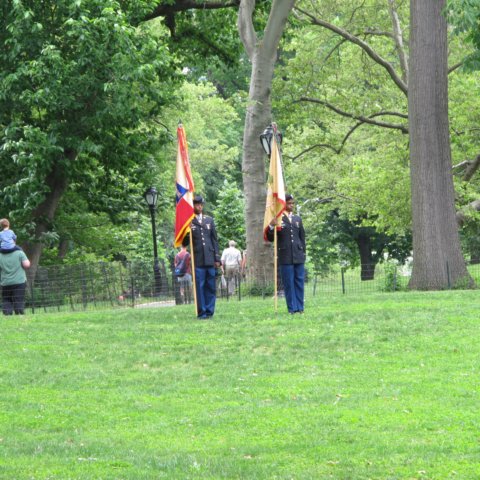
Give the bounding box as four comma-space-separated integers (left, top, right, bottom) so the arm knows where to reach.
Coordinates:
238, 0, 294, 283
408, 0, 473, 289
241, 49, 276, 283
23, 157, 70, 281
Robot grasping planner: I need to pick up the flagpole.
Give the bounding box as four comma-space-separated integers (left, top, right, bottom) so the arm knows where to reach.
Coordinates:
189, 233, 198, 317
274, 220, 278, 313
261, 122, 285, 314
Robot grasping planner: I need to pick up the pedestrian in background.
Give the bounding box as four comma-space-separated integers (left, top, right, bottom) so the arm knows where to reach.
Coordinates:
174, 242, 192, 304
0, 248, 30, 315
221, 240, 242, 295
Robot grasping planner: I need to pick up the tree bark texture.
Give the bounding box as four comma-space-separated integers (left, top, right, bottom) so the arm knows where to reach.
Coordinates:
242, 59, 276, 283
238, 0, 294, 283
408, 0, 473, 289
23, 158, 70, 282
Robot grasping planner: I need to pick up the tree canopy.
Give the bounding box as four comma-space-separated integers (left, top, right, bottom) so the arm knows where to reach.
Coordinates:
0, 0, 178, 272
2, 0, 480, 290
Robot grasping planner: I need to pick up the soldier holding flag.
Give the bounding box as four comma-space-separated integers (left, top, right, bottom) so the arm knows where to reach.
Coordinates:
266, 194, 306, 314
188, 195, 221, 319
262, 124, 306, 314
174, 124, 221, 319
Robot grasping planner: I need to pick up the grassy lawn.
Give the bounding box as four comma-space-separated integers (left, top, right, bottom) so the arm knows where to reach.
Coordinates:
1, 291, 480, 479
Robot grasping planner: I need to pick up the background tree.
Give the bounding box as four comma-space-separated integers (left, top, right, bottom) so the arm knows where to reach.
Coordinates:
408, 0, 472, 289
302, 209, 412, 280
0, 0, 177, 277
32, 79, 242, 266
139, 1, 296, 282
276, 0, 412, 279
448, 0, 480, 262
275, 0, 480, 287
238, 0, 295, 282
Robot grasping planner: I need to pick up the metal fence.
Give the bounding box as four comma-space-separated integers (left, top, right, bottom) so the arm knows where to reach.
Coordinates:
2, 260, 479, 314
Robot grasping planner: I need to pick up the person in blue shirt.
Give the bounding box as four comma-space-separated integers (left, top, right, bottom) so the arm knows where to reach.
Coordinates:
0, 218, 21, 253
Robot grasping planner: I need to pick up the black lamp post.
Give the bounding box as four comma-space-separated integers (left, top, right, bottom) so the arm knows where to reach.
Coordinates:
260, 123, 282, 156
144, 186, 161, 296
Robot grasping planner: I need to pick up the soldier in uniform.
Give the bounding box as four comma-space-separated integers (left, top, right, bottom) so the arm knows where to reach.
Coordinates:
188, 195, 221, 319
266, 194, 306, 314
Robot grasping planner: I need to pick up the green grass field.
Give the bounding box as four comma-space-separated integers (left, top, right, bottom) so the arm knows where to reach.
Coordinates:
1, 291, 480, 479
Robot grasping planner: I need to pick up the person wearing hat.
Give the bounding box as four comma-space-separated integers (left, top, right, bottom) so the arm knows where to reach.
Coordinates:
266, 194, 306, 314
221, 240, 242, 295
188, 195, 221, 319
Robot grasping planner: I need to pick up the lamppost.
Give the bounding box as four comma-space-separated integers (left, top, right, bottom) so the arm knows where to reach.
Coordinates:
260, 123, 283, 156
144, 186, 161, 296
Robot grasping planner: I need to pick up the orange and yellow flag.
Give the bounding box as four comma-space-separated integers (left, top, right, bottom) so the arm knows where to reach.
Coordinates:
263, 132, 286, 240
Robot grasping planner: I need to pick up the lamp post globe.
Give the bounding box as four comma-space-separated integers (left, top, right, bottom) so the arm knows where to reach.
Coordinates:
260, 124, 282, 156
144, 186, 158, 209
260, 124, 273, 156
143, 186, 161, 296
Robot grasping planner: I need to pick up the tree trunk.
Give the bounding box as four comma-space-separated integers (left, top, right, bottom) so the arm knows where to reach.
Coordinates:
408, 0, 473, 289
238, 0, 294, 284
23, 158, 70, 281
355, 233, 376, 281
57, 238, 70, 260
242, 52, 277, 283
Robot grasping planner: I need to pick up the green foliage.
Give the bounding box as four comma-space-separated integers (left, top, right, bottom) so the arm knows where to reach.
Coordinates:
160, 7, 243, 71
0, 0, 177, 243
447, 0, 480, 70
301, 206, 412, 278
158, 80, 243, 207
242, 282, 275, 297
274, 1, 413, 258
213, 178, 246, 251
273, 0, 480, 273
382, 260, 408, 292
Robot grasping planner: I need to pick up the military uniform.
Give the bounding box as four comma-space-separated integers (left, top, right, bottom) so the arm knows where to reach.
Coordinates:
266, 212, 306, 313
190, 215, 220, 267
189, 214, 220, 318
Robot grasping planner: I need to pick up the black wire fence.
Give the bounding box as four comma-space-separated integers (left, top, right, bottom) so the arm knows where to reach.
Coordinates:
2, 259, 479, 314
